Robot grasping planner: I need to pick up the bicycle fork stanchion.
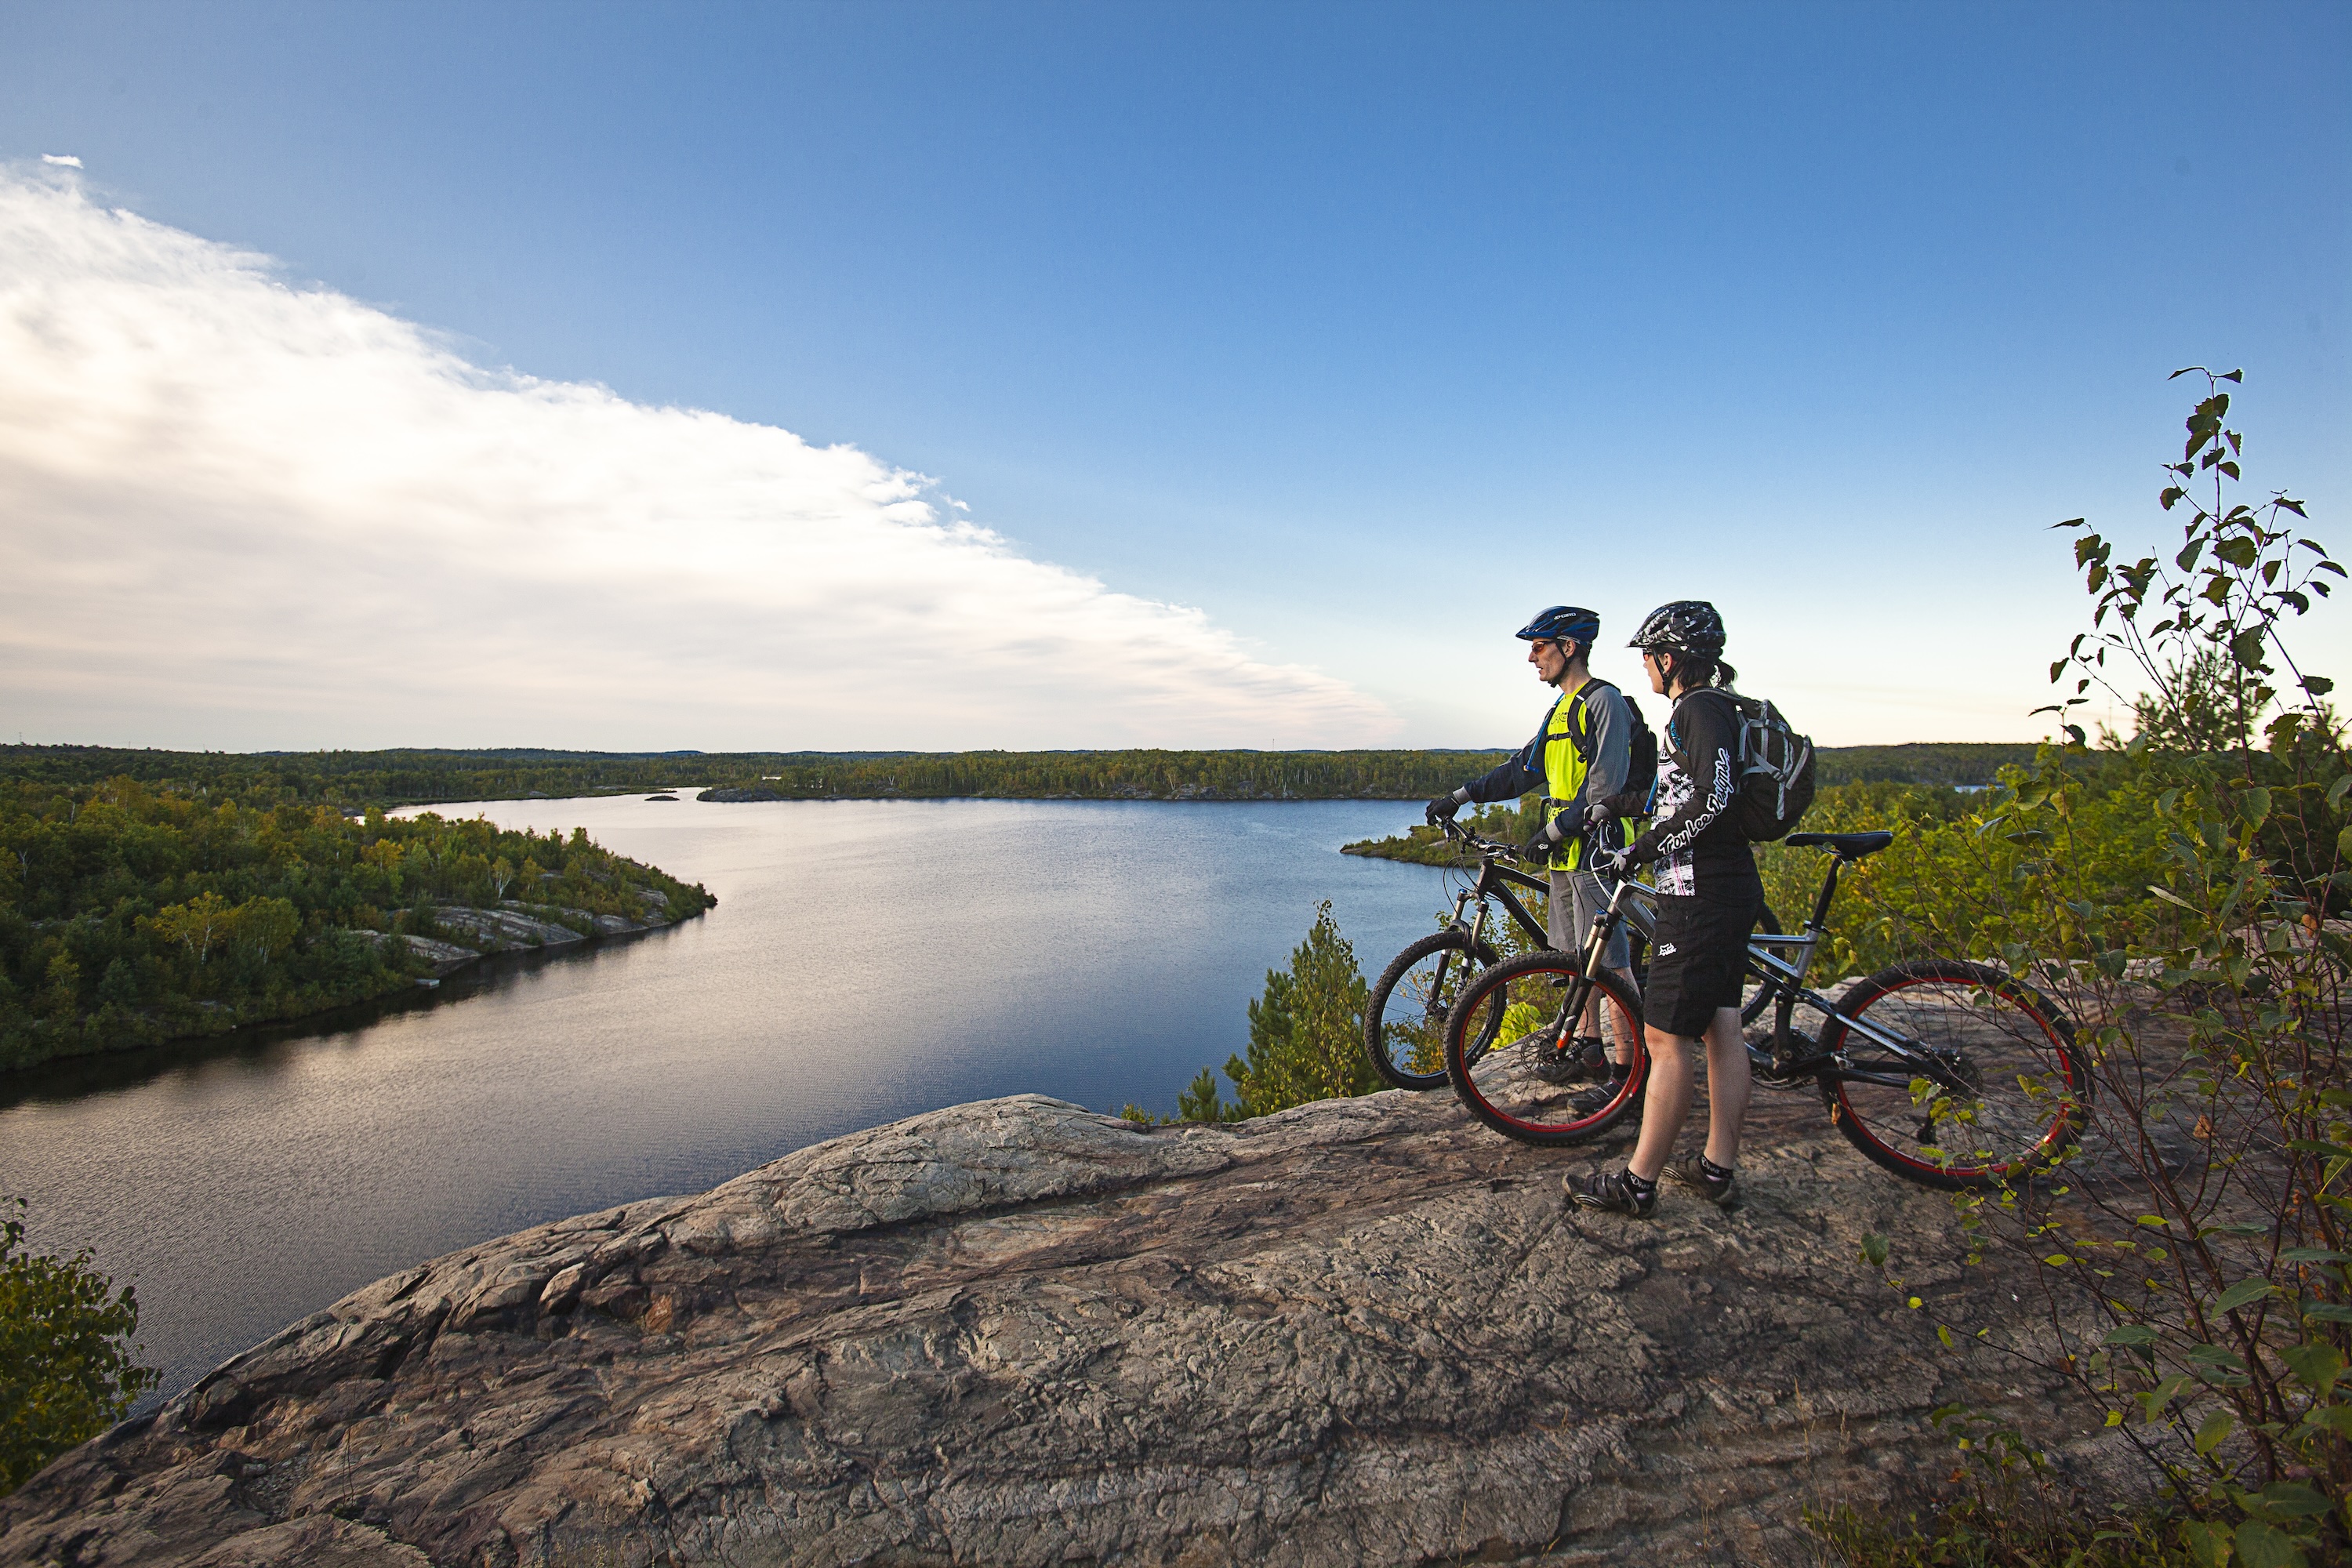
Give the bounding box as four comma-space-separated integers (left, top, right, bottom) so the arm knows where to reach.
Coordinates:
1586, 877, 1651, 1069
1421, 885, 1476, 1014
1417, 887, 1498, 1033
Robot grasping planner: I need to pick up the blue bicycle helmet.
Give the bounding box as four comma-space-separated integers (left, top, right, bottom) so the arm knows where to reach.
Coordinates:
1515, 605, 1601, 644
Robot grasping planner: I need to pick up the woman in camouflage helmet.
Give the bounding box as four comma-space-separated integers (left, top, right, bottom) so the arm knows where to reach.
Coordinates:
1573, 600, 1765, 1217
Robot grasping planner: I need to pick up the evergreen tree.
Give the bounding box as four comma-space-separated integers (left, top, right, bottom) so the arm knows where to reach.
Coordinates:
1207, 902, 1376, 1118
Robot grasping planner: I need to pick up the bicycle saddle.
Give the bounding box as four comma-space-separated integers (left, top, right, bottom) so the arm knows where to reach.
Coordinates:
1783, 829, 1893, 861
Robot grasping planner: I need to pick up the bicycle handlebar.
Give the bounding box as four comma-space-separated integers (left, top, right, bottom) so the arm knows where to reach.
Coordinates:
1441, 811, 1647, 873
1436, 815, 1539, 864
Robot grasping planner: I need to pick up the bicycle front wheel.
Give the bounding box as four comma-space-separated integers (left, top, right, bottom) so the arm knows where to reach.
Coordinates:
1819, 960, 2088, 1189
1365, 929, 1499, 1091
1444, 952, 1647, 1146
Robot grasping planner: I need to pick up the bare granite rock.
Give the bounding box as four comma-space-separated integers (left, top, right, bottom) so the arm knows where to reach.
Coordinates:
0, 1088, 2125, 1568
349, 931, 481, 978
432, 908, 591, 952
398, 935, 484, 977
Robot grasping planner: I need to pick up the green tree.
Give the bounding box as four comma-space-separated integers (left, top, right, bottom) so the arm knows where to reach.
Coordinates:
0, 777, 713, 1070
1215, 902, 1376, 1116
147, 890, 237, 965
234, 896, 301, 963
1176, 1066, 1241, 1123
2132, 644, 2264, 756
0, 1197, 158, 1495
38, 953, 79, 1029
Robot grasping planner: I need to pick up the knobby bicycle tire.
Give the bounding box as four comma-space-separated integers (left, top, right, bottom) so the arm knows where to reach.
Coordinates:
1818, 959, 2089, 1190
1364, 929, 1501, 1091
1443, 951, 1647, 1147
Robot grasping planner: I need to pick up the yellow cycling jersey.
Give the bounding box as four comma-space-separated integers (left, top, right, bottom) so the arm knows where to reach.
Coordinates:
1540, 681, 1637, 873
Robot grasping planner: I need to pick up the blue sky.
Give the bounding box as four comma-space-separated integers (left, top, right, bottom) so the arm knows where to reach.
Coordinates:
1, 1, 2345, 749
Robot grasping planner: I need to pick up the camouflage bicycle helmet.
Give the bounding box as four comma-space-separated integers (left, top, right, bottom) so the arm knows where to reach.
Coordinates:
1628, 600, 1726, 658
1515, 605, 1601, 644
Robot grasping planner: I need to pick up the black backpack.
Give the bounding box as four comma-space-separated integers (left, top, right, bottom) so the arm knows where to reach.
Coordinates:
1728, 693, 1815, 840
1559, 681, 1660, 805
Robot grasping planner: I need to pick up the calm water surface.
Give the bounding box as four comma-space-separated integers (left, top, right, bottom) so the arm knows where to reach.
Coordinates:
0, 797, 1450, 1402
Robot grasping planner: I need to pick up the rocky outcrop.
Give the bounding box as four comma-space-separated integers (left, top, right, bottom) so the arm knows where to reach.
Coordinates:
387, 933, 481, 977
430, 906, 592, 953
0, 1088, 2123, 1568
361, 898, 684, 980
697, 788, 782, 804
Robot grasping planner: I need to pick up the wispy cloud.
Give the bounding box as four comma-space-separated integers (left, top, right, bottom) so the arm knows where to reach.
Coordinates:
0, 165, 1392, 750
39, 154, 80, 168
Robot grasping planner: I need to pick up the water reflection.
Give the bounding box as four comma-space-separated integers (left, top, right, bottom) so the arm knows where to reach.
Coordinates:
0, 797, 1443, 1402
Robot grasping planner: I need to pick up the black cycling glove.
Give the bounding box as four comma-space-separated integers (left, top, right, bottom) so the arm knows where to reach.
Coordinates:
1425, 793, 1465, 826
1520, 818, 1563, 865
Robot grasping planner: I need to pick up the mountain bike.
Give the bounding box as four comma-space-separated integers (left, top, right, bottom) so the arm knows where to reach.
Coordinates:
1437, 829, 2089, 1191
1363, 818, 1786, 1092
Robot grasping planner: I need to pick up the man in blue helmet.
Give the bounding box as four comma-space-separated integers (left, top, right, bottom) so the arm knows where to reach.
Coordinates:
1425, 606, 1641, 1085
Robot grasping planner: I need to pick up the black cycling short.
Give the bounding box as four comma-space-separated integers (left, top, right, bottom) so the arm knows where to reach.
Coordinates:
1643, 892, 1761, 1038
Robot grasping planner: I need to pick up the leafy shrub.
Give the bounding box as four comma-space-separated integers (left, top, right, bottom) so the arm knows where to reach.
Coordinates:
0, 1197, 157, 1495
1852, 373, 2351, 1566
1807, 1409, 2197, 1566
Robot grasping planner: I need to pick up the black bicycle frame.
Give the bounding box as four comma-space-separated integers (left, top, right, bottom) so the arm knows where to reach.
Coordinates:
1435, 820, 1556, 953
1541, 848, 1973, 1098
1471, 857, 1553, 949
1742, 855, 1973, 1096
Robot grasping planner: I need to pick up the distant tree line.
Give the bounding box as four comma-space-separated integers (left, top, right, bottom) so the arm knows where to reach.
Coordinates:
3, 741, 2042, 811
1812, 742, 2038, 786
0, 778, 713, 1072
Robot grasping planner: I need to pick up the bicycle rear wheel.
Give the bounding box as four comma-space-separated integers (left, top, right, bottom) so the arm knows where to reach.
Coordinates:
1444, 952, 1647, 1146
1365, 929, 1499, 1091
1819, 960, 2088, 1190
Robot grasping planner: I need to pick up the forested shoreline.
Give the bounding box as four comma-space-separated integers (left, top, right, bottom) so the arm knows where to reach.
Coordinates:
1340, 742, 2031, 867
0, 739, 2038, 1073
1, 740, 2038, 811
0, 778, 714, 1073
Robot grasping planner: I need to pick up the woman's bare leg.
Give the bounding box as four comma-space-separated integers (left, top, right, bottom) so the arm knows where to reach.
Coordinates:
1628, 1025, 1692, 1181
1701, 1005, 1751, 1167
1629, 1006, 1749, 1180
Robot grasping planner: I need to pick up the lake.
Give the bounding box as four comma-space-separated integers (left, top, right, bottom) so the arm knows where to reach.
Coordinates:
0, 796, 1454, 1403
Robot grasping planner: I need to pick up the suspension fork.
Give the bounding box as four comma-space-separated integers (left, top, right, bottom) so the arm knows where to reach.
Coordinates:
1421, 887, 1479, 1014
1552, 880, 1632, 1030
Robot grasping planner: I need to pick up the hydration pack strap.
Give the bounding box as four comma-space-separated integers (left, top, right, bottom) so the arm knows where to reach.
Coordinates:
1548, 681, 1615, 765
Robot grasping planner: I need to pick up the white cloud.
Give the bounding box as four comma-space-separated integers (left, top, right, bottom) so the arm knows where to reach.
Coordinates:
0, 166, 1394, 750
39, 154, 81, 168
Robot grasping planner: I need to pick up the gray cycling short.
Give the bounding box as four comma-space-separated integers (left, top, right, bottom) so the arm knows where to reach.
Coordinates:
1550, 869, 1632, 971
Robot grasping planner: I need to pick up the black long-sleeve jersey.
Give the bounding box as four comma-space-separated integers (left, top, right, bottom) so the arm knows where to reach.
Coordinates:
1620, 688, 1762, 902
